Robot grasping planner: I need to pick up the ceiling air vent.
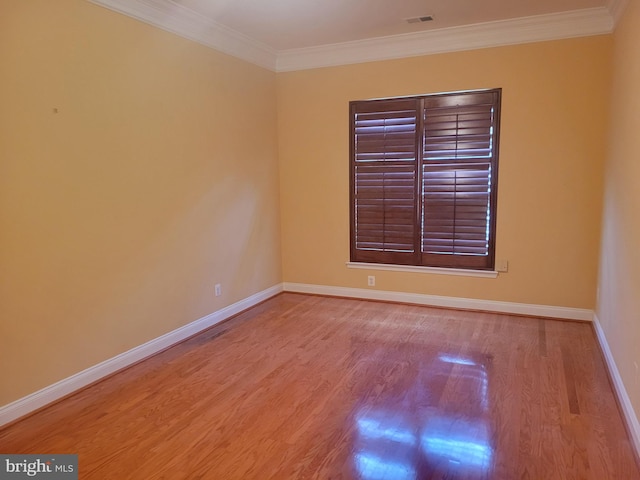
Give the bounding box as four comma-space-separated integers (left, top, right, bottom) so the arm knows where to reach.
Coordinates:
406, 15, 434, 24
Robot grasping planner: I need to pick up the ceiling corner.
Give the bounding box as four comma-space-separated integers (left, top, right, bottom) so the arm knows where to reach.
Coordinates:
88, 0, 278, 71
607, 0, 630, 27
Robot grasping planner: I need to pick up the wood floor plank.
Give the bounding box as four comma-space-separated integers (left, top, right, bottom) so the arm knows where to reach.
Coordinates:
1, 293, 638, 479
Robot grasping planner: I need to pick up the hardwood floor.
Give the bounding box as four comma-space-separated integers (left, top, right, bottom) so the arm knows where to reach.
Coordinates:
1, 293, 639, 479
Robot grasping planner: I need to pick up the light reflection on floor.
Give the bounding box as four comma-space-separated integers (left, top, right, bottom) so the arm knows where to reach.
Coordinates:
353, 353, 492, 479
420, 418, 492, 469
355, 452, 418, 480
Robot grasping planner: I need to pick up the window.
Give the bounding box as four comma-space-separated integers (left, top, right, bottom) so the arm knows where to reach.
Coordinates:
349, 89, 501, 270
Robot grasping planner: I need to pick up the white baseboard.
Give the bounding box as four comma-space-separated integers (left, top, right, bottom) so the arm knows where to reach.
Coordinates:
283, 283, 640, 455
283, 282, 594, 321
592, 314, 640, 457
0, 284, 283, 427
0, 282, 597, 428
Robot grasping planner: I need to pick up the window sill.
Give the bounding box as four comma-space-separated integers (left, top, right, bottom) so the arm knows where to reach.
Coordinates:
346, 262, 499, 278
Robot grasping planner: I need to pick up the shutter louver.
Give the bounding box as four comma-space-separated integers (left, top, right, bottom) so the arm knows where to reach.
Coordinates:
351, 99, 419, 265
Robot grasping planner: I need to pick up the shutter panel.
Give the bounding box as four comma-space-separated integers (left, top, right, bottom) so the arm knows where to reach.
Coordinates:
350, 99, 419, 265
421, 91, 500, 269
349, 89, 500, 270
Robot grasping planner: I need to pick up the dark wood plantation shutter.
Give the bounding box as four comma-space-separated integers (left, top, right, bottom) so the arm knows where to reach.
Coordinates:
350, 98, 420, 265
350, 89, 501, 270
422, 90, 501, 269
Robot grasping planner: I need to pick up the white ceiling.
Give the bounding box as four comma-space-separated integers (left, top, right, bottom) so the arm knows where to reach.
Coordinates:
90, 0, 626, 71
173, 0, 607, 50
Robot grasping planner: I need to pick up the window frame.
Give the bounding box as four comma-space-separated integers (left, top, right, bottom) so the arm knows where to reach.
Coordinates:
349, 88, 502, 271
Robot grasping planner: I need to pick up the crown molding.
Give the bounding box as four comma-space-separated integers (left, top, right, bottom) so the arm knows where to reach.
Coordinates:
88, 1, 614, 73
276, 7, 614, 72
89, 0, 277, 70
608, 0, 630, 27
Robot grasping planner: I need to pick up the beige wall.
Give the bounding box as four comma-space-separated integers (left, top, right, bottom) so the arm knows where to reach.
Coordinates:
0, 0, 281, 405
597, 1, 640, 426
278, 37, 611, 308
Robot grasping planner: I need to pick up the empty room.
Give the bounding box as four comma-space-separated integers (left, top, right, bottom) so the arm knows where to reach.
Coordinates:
1, 0, 639, 478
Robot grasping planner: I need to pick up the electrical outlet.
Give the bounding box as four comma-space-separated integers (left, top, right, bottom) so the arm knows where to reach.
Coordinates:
367, 275, 375, 287
215, 284, 222, 297
496, 259, 509, 272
